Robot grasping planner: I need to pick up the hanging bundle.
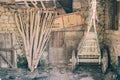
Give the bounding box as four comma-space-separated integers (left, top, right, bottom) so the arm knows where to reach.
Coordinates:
77, 0, 101, 63
78, 0, 99, 50
15, 8, 54, 71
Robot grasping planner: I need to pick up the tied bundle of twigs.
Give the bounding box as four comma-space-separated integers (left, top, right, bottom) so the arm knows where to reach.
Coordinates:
15, 8, 54, 71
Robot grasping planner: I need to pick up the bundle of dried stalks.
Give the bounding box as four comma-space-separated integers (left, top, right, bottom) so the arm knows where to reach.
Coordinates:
15, 8, 54, 71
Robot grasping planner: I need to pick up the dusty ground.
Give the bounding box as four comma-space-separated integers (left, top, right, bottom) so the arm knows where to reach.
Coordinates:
0, 65, 116, 80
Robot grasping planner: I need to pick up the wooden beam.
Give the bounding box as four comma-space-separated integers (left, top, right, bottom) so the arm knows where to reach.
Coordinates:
0, 48, 13, 52
40, 1, 46, 10
0, 54, 15, 68
52, 29, 84, 32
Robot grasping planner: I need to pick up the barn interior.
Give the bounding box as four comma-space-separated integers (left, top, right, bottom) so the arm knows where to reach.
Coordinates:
0, 0, 119, 80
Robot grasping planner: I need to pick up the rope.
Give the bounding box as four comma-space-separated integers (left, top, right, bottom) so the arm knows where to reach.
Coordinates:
78, 0, 98, 45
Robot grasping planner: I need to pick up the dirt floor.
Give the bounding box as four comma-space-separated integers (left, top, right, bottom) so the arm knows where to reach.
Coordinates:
0, 64, 116, 80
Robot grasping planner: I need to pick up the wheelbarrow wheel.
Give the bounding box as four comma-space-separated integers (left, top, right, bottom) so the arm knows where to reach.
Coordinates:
102, 49, 108, 73
71, 50, 77, 72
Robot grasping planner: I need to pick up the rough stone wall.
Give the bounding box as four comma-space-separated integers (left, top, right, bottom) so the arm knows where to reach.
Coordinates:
0, 6, 23, 55
106, 30, 120, 68
97, 0, 106, 43
0, 7, 16, 33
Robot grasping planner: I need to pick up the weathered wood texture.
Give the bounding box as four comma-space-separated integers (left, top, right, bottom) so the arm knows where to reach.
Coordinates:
49, 31, 66, 67
52, 11, 84, 30
0, 33, 17, 68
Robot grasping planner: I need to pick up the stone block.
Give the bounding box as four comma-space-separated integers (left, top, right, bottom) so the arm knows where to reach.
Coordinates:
7, 23, 11, 26
2, 27, 7, 31
7, 28, 14, 31
4, 19, 8, 23
14, 28, 19, 33
0, 28, 3, 31
1, 24, 6, 27
9, 16, 14, 21
1, 15, 8, 20
10, 24, 16, 28
8, 20, 14, 24
5, 12, 12, 16
0, 19, 4, 23
0, 6, 5, 13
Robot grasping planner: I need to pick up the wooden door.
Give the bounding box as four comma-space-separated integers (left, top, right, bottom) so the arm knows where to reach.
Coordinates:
0, 33, 16, 68
49, 32, 66, 67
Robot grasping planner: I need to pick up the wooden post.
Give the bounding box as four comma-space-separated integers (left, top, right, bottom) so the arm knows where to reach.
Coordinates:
12, 34, 17, 68
40, 1, 46, 10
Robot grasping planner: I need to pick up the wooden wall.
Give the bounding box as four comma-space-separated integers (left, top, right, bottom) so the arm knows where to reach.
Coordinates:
52, 11, 84, 31
0, 33, 17, 68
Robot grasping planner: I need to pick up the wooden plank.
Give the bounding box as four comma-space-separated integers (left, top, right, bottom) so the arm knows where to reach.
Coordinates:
0, 54, 14, 68
53, 17, 63, 29
53, 11, 84, 29
40, 1, 46, 10
12, 34, 17, 68
78, 59, 99, 63
68, 14, 77, 26
1, 34, 9, 68
0, 33, 17, 68
63, 15, 69, 27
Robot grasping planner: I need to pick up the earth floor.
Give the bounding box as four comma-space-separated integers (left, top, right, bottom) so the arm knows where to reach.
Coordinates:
0, 64, 116, 80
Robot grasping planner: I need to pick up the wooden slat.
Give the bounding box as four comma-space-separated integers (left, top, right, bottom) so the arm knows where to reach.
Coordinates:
0, 54, 14, 68
0, 33, 17, 68
78, 59, 99, 63
53, 11, 84, 29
